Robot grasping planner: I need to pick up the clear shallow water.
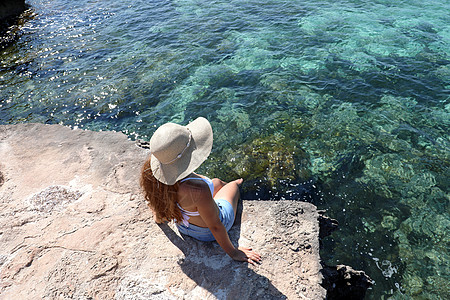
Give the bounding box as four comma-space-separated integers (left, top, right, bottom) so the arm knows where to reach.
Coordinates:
1, 0, 449, 298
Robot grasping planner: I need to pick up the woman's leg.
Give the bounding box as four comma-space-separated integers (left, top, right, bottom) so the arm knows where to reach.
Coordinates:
213, 178, 243, 218
211, 178, 226, 198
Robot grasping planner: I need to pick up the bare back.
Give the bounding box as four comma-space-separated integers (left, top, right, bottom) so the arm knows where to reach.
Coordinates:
177, 175, 220, 228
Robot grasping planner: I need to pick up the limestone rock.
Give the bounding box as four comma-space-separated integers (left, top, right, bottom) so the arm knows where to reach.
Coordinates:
0, 123, 326, 299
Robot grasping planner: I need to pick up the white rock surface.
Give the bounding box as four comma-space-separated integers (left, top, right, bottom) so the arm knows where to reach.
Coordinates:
0, 123, 326, 299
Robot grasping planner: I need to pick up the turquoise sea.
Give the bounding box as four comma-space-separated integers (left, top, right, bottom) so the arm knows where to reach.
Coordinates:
1, 0, 449, 298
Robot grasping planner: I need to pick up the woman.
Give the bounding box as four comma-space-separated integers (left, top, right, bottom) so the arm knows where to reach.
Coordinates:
140, 117, 261, 264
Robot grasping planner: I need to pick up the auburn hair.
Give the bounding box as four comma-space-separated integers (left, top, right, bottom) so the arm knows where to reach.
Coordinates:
140, 158, 182, 223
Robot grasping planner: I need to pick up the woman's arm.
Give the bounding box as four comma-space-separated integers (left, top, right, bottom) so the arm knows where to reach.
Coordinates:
194, 187, 261, 264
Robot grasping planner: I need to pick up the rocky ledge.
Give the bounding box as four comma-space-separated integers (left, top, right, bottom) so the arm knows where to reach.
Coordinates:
0, 123, 370, 299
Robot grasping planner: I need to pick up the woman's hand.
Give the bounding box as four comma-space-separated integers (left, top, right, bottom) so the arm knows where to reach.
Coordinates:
230, 247, 262, 265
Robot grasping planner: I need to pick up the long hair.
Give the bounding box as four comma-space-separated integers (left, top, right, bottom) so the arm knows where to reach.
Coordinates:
140, 158, 182, 223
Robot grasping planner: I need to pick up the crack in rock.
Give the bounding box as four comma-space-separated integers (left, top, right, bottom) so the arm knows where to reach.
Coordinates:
0, 170, 4, 187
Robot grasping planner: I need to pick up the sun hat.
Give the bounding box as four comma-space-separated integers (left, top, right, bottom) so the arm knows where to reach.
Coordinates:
149, 117, 213, 185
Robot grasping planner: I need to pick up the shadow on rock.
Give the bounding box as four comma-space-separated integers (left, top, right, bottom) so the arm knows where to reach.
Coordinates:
158, 201, 287, 299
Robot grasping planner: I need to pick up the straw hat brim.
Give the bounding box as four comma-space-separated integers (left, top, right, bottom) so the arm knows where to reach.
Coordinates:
150, 117, 213, 185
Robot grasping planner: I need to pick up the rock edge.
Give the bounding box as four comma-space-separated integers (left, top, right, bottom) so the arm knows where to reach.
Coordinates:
0, 123, 371, 299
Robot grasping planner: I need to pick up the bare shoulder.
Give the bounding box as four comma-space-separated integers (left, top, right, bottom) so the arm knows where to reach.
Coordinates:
178, 178, 205, 192
178, 179, 212, 204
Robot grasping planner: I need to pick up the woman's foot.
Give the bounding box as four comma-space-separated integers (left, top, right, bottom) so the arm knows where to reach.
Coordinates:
232, 178, 243, 186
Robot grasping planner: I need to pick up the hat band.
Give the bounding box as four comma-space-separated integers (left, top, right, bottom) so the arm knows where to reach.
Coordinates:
159, 129, 192, 165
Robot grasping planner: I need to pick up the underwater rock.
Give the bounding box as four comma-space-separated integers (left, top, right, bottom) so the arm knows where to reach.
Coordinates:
318, 214, 339, 239
224, 132, 311, 192
209, 110, 313, 194
292, 91, 448, 298
321, 264, 373, 300
318, 214, 372, 299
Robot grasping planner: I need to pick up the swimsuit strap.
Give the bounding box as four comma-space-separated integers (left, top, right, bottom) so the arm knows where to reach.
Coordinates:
176, 203, 199, 227
177, 203, 200, 217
